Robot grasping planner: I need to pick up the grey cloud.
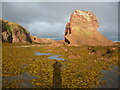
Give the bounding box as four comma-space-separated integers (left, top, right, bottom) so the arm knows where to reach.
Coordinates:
2, 2, 118, 41
2, 2, 70, 24
2, 0, 119, 2
0, 2, 2, 18
27, 21, 65, 40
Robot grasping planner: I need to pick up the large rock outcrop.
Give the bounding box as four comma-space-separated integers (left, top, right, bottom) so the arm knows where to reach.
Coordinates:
1, 19, 32, 43
1, 19, 62, 45
64, 10, 112, 45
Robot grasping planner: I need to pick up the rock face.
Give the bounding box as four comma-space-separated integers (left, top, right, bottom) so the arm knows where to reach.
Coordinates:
64, 10, 112, 45
1, 19, 32, 43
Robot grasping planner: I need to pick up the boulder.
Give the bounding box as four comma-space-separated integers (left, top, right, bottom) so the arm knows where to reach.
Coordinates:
31, 36, 43, 44
64, 10, 112, 46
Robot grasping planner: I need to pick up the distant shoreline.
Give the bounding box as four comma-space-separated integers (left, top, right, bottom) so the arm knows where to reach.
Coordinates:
112, 41, 120, 42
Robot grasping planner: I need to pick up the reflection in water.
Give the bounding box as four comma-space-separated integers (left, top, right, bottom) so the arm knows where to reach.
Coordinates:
34, 52, 65, 61
52, 61, 62, 88
2, 72, 38, 88
48, 55, 65, 61
98, 67, 119, 88
34, 52, 50, 55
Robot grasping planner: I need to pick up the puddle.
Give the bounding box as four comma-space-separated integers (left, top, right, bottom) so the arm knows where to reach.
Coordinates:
34, 52, 50, 56
34, 52, 65, 61
98, 67, 119, 88
2, 72, 38, 88
48, 55, 64, 61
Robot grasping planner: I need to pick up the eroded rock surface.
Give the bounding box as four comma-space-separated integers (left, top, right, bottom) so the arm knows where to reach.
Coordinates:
64, 10, 112, 45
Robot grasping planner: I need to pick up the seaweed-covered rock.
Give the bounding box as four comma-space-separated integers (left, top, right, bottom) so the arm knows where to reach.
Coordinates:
64, 10, 112, 45
1, 19, 32, 43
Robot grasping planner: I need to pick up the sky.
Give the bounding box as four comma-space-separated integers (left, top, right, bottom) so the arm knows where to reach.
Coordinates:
1, 2, 119, 41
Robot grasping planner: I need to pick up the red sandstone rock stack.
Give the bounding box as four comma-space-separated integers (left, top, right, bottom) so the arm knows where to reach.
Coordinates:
64, 10, 112, 45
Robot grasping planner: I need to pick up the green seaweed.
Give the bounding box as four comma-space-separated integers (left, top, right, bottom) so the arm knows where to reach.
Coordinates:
2, 43, 118, 88
18, 25, 29, 34
2, 21, 12, 34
